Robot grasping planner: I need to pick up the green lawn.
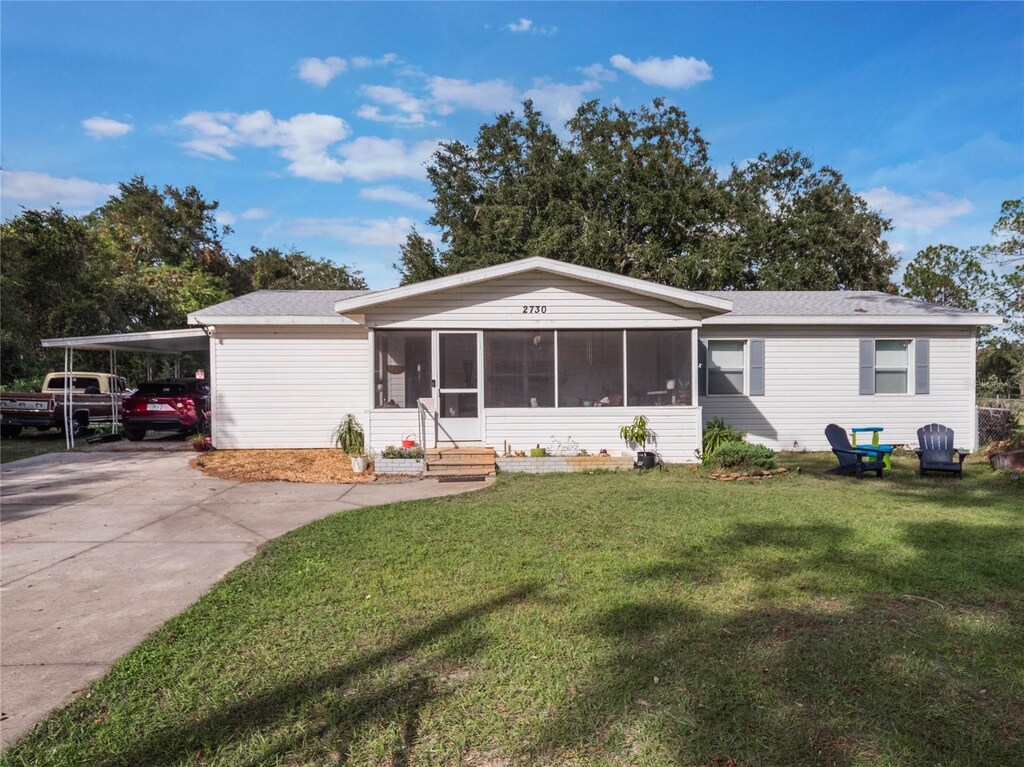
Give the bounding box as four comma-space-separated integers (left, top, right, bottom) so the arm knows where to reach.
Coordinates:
0, 431, 73, 464
4, 455, 1022, 767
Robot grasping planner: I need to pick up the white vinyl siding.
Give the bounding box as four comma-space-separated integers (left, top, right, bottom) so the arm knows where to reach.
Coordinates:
362, 272, 704, 329
700, 326, 978, 451
211, 326, 369, 449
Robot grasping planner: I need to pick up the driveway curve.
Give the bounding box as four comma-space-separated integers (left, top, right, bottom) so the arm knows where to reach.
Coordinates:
0, 450, 487, 747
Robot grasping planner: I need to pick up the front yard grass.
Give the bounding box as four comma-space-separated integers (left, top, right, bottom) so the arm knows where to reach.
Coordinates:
4, 454, 1022, 766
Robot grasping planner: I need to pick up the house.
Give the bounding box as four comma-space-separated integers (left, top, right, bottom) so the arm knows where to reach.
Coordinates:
187, 257, 1001, 460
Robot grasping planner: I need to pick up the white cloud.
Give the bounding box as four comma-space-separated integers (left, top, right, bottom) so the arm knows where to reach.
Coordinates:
336, 137, 440, 182
216, 210, 237, 227
358, 85, 429, 125
524, 79, 602, 125
609, 54, 713, 89
426, 73, 602, 124
580, 63, 618, 82
428, 76, 521, 114
0, 170, 117, 208
290, 216, 425, 247
352, 53, 398, 69
504, 18, 557, 35
359, 185, 432, 210
82, 116, 134, 139
506, 18, 533, 32
177, 110, 352, 182
860, 187, 974, 229
298, 56, 347, 86
241, 207, 272, 220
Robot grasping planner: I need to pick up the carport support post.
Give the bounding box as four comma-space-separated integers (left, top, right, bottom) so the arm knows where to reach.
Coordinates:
174, 354, 180, 378
63, 347, 73, 450
109, 349, 119, 435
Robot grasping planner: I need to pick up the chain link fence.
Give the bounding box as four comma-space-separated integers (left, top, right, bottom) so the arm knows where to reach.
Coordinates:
977, 406, 1021, 444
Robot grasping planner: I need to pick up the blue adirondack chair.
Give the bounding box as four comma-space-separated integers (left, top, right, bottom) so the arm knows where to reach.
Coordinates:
915, 423, 968, 478
825, 424, 886, 479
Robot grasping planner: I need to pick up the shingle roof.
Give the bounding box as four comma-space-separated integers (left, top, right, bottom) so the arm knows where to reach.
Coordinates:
699, 291, 981, 318
193, 287, 993, 322
194, 289, 372, 317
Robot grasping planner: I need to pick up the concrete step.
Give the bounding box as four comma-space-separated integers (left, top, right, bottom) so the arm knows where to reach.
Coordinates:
426, 456, 497, 466
424, 464, 495, 477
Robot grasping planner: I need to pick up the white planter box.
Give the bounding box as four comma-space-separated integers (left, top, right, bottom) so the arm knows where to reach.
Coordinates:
496, 455, 635, 474
375, 458, 425, 475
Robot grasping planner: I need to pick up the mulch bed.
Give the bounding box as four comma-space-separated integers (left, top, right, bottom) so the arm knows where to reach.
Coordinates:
190, 449, 375, 484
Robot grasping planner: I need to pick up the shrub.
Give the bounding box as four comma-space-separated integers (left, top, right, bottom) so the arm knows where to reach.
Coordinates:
379, 445, 424, 459
701, 417, 745, 464
711, 441, 776, 471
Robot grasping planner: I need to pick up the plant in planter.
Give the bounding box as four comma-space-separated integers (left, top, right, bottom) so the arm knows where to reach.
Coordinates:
619, 415, 657, 469
187, 432, 212, 452
333, 414, 367, 473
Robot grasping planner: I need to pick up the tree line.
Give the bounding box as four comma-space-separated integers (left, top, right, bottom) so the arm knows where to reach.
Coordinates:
396, 99, 1021, 396
2, 99, 1020, 394
1, 177, 365, 385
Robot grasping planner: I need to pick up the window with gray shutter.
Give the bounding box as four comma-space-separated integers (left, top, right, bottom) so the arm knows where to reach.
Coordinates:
915, 338, 930, 394
749, 339, 765, 396
859, 339, 874, 395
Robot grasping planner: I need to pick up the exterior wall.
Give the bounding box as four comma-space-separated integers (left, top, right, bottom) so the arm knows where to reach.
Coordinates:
484, 406, 703, 463
362, 272, 704, 329
699, 326, 978, 451
368, 409, 423, 453
211, 325, 369, 449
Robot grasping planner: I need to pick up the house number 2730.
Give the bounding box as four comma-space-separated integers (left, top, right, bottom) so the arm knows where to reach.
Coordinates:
522, 305, 548, 314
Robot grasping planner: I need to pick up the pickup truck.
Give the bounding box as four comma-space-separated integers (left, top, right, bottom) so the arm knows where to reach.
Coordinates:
1, 372, 130, 438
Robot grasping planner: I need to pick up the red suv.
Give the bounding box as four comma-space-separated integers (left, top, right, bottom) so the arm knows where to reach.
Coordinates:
122, 379, 210, 441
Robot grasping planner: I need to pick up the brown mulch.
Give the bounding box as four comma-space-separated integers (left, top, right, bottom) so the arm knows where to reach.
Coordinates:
190, 449, 375, 484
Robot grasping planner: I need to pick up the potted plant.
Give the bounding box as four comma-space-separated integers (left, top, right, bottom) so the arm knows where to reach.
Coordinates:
620, 415, 657, 469
333, 414, 367, 473
187, 432, 212, 452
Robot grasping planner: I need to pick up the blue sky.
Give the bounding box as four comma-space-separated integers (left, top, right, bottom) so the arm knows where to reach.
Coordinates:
2, 1, 1021, 288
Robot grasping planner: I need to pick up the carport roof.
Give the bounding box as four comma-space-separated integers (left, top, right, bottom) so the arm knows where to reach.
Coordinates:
41, 328, 209, 354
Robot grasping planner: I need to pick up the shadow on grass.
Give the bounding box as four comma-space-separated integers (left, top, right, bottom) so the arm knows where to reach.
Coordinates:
79, 583, 540, 767
532, 518, 1023, 766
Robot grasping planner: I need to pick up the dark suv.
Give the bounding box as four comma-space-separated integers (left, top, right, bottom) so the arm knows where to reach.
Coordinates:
122, 379, 210, 441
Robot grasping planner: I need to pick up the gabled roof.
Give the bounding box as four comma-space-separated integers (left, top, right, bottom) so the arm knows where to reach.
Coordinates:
189, 289, 370, 325
699, 291, 1002, 326
332, 257, 734, 316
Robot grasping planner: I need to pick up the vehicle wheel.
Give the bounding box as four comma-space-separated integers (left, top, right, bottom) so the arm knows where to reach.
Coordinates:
1, 425, 22, 439
59, 413, 88, 437
125, 428, 146, 442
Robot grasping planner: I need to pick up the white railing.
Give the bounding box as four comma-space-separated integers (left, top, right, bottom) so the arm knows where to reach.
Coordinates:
417, 397, 436, 450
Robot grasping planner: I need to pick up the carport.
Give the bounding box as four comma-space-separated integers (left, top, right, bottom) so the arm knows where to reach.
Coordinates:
40, 328, 210, 449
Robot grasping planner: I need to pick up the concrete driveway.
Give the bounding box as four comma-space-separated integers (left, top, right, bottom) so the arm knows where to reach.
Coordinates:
0, 451, 486, 747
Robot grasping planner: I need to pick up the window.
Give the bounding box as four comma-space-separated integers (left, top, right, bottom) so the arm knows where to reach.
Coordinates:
47, 376, 101, 392
484, 331, 554, 408
374, 331, 431, 408
627, 330, 693, 406
136, 382, 189, 396
557, 331, 623, 407
707, 340, 745, 395
875, 340, 909, 394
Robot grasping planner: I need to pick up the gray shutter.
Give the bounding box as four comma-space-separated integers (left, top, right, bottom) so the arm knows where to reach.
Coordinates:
697, 338, 707, 397
915, 338, 930, 395
749, 339, 765, 396
859, 339, 875, 395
